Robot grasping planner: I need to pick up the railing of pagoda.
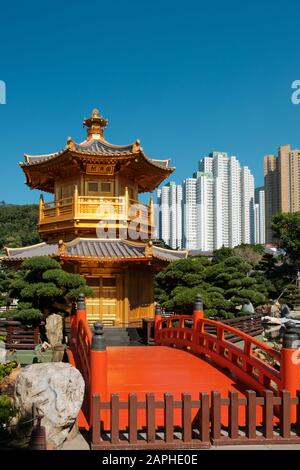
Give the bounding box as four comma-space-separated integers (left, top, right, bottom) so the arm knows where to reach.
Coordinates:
39, 189, 153, 228
154, 295, 300, 402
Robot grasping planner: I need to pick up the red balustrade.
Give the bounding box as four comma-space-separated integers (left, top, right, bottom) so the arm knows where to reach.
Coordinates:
155, 314, 290, 396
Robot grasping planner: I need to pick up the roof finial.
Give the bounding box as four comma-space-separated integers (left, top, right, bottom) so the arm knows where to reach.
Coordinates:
83, 108, 108, 141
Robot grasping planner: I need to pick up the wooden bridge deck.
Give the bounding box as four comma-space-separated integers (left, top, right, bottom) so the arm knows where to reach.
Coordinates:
106, 345, 265, 427
108, 345, 245, 399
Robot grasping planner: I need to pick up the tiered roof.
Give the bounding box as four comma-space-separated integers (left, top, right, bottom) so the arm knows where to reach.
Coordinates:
20, 108, 174, 193
2, 239, 187, 263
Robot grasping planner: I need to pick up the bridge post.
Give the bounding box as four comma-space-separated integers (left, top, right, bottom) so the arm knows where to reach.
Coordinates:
192, 294, 203, 353
281, 321, 300, 421
70, 301, 77, 345
77, 293, 87, 324
154, 303, 162, 344
90, 322, 107, 427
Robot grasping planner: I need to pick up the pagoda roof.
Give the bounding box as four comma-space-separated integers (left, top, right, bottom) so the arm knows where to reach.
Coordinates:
2, 239, 188, 263
20, 108, 175, 193
22, 139, 136, 165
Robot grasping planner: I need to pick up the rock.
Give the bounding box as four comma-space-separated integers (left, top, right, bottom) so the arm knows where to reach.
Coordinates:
270, 301, 281, 318
14, 363, 84, 449
287, 310, 300, 320
45, 314, 63, 347
280, 304, 291, 318
261, 316, 282, 325
241, 300, 255, 314
0, 340, 6, 363
264, 325, 281, 340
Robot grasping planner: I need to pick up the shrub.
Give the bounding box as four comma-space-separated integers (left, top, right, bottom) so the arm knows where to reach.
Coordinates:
0, 361, 18, 381
0, 395, 16, 430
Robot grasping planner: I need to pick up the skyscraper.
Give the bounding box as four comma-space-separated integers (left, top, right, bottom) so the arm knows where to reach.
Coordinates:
156, 182, 182, 249
264, 144, 300, 242
254, 187, 265, 244
182, 178, 197, 249
157, 151, 256, 251
198, 152, 255, 249
195, 171, 214, 251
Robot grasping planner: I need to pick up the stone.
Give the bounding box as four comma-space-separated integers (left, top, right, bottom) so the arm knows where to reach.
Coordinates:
0, 340, 6, 363
45, 314, 63, 347
287, 310, 300, 320
270, 301, 281, 318
241, 301, 255, 314
261, 316, 282, 325
14, 362, 84, 449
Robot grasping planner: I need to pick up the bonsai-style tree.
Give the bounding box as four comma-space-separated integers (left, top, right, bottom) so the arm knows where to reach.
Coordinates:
0, 263, 18, 308
2, 256, 93, 322
155, 249, 268, 318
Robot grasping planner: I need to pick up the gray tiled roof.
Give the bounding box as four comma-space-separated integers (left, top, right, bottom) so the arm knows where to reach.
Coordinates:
74, 140, 134, 155
152, 246, 187, 261
2, 239, 187, 262
67, 239, 145, 258
5, 243, 59, 259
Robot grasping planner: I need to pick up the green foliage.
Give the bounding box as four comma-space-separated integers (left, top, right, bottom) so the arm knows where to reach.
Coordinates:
155, 248, 270, 318
0, 204, 40, 252
0, 395, 16, 430
6, 256, 93, 321
0, 264, 19, 306
0, 308, 43, 321
0, 361, 18, 381
272, 212, 300, 266
282, 285, 300, 308
21, 256, 61, 272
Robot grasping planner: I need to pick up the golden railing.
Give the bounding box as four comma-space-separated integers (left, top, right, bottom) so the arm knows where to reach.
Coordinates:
77, 196, 127, 220
39, 190, 154, 230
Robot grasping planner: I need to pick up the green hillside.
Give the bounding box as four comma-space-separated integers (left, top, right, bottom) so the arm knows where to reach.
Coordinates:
0, 203, 40, 252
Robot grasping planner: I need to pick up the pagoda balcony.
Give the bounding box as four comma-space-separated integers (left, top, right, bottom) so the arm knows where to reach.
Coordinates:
38, 190, 155, 240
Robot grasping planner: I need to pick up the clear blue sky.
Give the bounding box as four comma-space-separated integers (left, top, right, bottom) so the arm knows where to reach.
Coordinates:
0, 0, 300, 204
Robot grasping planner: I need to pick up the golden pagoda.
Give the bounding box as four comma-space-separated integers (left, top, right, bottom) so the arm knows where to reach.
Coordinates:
3, 109, 187, 326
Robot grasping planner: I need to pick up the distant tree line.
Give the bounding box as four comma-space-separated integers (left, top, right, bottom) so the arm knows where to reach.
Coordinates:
0, 204, 40, 252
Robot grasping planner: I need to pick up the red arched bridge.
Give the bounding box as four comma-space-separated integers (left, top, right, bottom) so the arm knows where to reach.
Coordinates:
68, 294, 300, 449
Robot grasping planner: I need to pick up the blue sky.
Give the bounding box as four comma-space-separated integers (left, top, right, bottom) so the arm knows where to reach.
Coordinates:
0, 0, 300, 204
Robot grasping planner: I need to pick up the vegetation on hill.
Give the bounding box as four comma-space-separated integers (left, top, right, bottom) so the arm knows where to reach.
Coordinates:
0, 203, 40, 252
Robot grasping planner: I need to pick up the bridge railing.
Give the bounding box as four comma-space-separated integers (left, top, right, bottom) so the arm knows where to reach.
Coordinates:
91, 389, 300, 449
68, 294, 107, 430
154, 295, 300, 401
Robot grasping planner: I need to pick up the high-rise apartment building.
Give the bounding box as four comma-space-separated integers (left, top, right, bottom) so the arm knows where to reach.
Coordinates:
194, 171, 214, 251
157, 151, 256, 251
254, 187, 265, 244
156, 182, 182, 249
182, 178, 197, 249
198, 152, 255, 249
264, 144, 300, 242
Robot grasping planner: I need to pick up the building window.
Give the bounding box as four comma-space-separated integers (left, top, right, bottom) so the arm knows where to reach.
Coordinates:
101, 182, 111, 193
102, 277, 116, 287
87, 181, 112, 195
87, 182, 99, 193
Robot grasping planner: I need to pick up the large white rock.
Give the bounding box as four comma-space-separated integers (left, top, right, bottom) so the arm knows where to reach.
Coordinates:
14, 363, 84, 449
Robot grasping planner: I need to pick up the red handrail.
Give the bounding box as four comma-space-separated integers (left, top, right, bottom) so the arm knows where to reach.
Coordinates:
155, 315, 281, 394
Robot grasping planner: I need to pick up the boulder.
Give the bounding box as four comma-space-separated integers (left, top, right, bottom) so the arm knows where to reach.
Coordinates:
0, 340, 6, 363
14, 362, 84, 449
45, 314, 63, 347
